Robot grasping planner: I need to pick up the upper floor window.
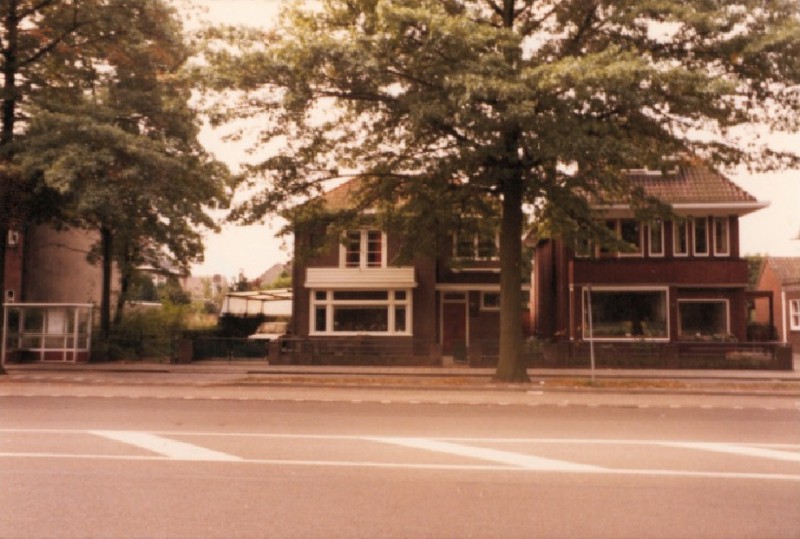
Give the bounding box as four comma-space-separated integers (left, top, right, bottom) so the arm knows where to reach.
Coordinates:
618, 219, 643, 256
673, 220, 689, 256
693, 217, 709, 256
454, 230, 499, 261
599, 219, 642, 257
648, 219, 664, 257
7, 230, 19, 247
713, 217, 730, 256
342, 230, 385, 268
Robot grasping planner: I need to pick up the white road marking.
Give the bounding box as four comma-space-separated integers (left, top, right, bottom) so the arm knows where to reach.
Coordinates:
659, 442, 800, 462
2, 430, 799, 481
366, 436, 605, 472
89, 430, 242, 462
1, 451, 799, 482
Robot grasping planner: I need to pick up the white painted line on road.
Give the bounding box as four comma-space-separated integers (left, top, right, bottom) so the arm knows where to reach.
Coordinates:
367, 437, 606, 472
2, 451, 800, 482
659, 442, 800, 463
89, 430, 242, 462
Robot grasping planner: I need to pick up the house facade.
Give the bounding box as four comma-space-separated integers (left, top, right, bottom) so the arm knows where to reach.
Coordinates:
532, 165, 767, 348
288, 181, 528, 365
755, 257, 800, 352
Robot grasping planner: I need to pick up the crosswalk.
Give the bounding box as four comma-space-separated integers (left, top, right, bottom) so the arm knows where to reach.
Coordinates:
2, 429, 799, 482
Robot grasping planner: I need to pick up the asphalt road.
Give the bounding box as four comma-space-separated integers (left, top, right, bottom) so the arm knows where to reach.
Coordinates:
1, 395, 799, 539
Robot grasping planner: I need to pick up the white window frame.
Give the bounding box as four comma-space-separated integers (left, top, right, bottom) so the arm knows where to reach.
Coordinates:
310, 289, 412, 336
480, 291, 501, 311
453, 230, 499, 261
582, 286, 670, 342
648, 219, 664, 257
673, 220, 689, 257
678, 299, 730, 339
7, 230, 19, 247
790, 299, 800, 331
713, 217, 730, 256
692, 217, 710, 257
617, 219, 644, 257
574, 237, 593, 258
340, 230, 387, 269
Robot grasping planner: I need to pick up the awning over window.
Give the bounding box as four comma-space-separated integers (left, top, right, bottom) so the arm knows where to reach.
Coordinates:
305, 267, 417, 289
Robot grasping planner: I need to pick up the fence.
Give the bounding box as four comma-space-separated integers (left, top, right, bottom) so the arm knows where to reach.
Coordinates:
468, 339, 792, 370
84, 331, 793, 370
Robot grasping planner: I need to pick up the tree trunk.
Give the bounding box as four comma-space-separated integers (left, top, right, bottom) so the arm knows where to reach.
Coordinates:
0, 226, 6, 374
99, 226, 113, 341
494, 169, 529, 383
492, 0, 529, 383
113, 242, 134, 326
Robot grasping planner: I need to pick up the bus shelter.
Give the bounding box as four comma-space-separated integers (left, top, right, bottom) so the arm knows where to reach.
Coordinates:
2, 303, 93, 364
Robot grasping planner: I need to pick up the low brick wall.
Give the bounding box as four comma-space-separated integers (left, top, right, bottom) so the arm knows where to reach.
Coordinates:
271, 337, 441, 367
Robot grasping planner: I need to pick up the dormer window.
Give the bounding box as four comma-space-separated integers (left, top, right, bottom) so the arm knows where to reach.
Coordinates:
342, 230, 386, 268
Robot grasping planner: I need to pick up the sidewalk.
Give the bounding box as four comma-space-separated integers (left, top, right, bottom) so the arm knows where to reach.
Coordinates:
3, 354, 799, 386
2, 357, 799, 410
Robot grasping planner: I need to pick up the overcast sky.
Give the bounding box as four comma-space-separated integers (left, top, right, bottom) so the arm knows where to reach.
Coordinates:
188, 0, 800, 279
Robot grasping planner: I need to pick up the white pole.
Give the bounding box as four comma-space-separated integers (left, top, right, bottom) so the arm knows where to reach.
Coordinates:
587, 285, 596, 383
781, 290, 788, 344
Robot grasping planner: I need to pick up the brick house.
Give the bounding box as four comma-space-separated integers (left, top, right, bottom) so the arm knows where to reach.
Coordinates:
531, 164, 769, 356
288, 180, 528, 365
755, 257, 800, 352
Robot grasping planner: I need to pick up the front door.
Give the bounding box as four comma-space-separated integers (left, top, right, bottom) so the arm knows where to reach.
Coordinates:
441, 293, 468, 358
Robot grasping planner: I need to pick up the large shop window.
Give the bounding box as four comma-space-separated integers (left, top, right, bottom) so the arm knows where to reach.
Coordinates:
312, 290, 411, 335
678, 300, 729, 339
583, 288, 668, 340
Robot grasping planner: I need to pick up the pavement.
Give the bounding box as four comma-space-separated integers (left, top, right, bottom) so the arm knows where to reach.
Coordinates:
2, 354, 799, 392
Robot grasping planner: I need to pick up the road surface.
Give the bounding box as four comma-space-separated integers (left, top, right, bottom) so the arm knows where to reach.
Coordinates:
1, 394, 799, 538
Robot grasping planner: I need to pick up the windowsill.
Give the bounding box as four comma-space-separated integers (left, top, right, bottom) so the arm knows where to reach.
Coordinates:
309, 332, 413, 337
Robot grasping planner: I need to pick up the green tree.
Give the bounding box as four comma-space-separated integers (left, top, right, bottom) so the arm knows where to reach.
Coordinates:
203, 0, 800, 382
2, 0, 124, 372
15, 1, 230, 341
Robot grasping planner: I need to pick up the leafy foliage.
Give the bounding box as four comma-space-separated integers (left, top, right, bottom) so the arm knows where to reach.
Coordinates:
3, 1, 231, 341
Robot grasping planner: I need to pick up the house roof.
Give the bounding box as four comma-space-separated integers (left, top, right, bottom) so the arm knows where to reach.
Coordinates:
320, 164, 765, 216
765, 257, 800, 285
625, 165, 758, 205
588, 163, 767, 217
320, 179, 364, 211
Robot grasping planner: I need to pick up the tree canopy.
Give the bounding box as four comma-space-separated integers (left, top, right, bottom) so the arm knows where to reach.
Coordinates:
202, 0, 800, 381
3, 0, 230, 341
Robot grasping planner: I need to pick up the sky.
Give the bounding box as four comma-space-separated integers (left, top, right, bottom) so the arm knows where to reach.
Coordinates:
188, 0, 800, 280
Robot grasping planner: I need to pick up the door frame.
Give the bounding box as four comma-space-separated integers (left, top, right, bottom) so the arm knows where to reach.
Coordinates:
440, 291, 468, 356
